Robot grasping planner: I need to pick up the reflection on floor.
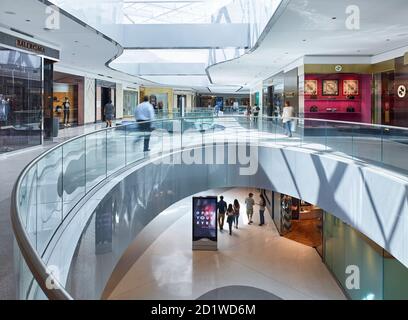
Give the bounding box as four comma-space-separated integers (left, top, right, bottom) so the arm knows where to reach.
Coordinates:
283, 220, 322, 248
108, 188, 346, 300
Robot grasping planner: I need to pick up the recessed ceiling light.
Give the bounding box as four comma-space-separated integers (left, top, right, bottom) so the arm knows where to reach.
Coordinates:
302, 39, 307, 42
332, 17, 337, 20
386, 39, 391, 41
5, 11, 16, 15
285, 52, 289, 54
25, 19, 31, 22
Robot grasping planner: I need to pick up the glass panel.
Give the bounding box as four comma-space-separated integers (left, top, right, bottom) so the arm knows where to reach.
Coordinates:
107, 127, 126, 175
323, 213, 346, 287
325, 122, 354, 158
15, 243, 34, 300
382, 128, 408, 173
162, 119, 180, 154
344, 227, 383, 300
181, 117, 204, 149
36, 147, 63, 254
383, 253, 408, 300
148, 120, 163, 155
324, 212, 384, 300
18, 166, 38, 247
125, 123, 145, 165
352, 125, 383, 164
63, 137, 86, 215
301, 119, 327, 152
85, 131, 107, 191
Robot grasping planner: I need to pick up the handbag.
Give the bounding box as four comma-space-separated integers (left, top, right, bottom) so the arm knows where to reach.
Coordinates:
290, 119, 297, 132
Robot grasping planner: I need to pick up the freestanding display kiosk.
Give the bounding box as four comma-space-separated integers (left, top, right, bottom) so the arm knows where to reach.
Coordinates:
192, 196, 218, 251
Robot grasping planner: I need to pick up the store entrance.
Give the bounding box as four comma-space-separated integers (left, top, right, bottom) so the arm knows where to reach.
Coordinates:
271, 192, 323, 256
101, 87, 111, 122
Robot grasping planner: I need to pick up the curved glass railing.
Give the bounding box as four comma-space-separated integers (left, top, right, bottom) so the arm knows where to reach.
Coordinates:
11, 115, 408, 300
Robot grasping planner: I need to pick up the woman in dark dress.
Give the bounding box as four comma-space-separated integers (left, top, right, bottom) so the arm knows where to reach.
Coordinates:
226, 204, 235, 236
104, 100, 115, 128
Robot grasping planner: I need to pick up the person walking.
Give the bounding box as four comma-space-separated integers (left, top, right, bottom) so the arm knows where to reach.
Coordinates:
226, 204, 235, 236
246, 105, 252, 119
258, 194, 266, 226
104, 100, 115, 128
217, 196, 227, 231
62, 97, 71, 127
282, 101, 294, 137
245, 192, 255, 224
135, 96, 155, 152
253, 105, 260, 125
233, 199, 240, 229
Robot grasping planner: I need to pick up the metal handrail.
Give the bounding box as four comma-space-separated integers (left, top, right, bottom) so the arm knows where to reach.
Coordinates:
10, 115, 408, 300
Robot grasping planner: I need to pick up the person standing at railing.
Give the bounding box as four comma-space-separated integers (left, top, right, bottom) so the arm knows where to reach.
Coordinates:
282, 101, 294, 138
135, 96, 155, 152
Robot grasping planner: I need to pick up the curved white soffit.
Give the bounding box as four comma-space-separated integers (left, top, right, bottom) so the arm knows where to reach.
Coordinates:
205, 0, 291, 87
13, 0, 155, 85
207, 0, 408, 88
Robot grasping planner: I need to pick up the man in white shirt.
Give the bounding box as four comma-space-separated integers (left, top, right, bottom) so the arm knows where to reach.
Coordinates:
134, 96, 155, 152
282, 101, 294, 137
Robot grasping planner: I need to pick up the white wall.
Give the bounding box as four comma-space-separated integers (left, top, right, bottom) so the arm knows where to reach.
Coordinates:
84, 77, 96, 124
116, 83, 124, 119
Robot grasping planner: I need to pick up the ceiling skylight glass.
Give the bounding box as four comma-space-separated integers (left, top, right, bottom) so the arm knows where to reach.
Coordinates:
122, 0, 236, 24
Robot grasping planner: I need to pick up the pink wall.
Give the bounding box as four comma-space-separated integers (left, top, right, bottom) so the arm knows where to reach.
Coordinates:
305, 74, 372, 123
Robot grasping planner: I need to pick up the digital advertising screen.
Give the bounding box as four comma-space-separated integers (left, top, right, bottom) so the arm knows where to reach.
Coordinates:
192, 196, 217, 242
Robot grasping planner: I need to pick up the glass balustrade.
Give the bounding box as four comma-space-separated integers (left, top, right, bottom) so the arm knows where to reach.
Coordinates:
11, 115, 408, 300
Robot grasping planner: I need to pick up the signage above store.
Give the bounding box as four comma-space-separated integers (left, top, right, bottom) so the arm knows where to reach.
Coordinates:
397, 85, 407, 98
0, 31, 59, 60
15, 39, 45, 55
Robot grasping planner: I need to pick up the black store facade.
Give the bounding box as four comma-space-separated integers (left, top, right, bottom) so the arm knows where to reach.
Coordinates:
0, 31, 59, 153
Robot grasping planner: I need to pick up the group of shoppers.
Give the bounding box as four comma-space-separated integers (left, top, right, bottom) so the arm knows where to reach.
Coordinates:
245, 105, 261, 124
217, 192, 267, 236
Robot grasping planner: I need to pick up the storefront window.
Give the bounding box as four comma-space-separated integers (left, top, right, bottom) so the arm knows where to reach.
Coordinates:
53, 83, 78, 128
0, 47, 42, 153
123, 90, 138, 118
324, 212, 383, 300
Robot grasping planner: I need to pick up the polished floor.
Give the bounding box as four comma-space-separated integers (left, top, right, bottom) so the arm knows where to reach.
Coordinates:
108, 188, 346, 300
283, 219, 323, 248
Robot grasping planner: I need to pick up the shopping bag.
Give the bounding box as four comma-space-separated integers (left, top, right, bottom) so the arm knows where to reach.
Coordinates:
290, 119, 297, 132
